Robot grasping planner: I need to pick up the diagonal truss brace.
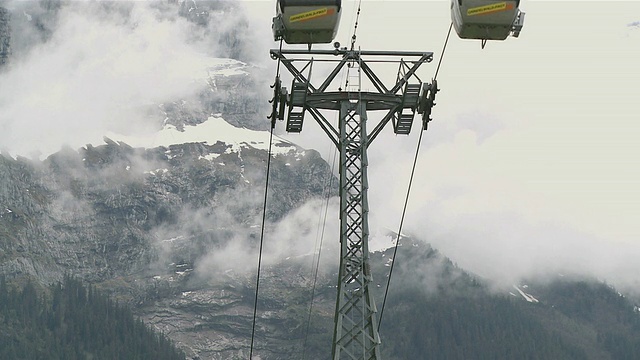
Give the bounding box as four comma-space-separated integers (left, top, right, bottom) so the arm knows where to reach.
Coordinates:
331, 100, 381, 360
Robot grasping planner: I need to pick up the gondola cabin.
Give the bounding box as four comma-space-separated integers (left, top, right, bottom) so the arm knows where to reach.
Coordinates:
451, 0, 524, 42
272, 0, 342, 45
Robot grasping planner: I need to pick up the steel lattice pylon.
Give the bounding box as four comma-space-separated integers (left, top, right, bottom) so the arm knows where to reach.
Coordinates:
269, 48, 437, 360
332, 99, 380, 359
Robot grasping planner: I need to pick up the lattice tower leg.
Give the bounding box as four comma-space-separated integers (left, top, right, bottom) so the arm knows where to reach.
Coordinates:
331, 100, 382, 360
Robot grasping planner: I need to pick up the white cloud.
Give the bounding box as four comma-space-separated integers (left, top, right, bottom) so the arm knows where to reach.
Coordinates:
2, 0, 638, 295
193, 197, 340, 276
256, 1, 640, 292
0, 2, 223, 158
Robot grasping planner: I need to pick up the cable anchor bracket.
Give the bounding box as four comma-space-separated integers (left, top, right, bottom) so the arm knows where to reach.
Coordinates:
418, 79, 439, 130
268, 76, 288, 129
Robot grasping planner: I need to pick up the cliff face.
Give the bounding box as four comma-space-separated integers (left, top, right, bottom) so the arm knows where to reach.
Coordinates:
0, 132, 333, 278
0, 2, 339, 357
0, 123, 337, 359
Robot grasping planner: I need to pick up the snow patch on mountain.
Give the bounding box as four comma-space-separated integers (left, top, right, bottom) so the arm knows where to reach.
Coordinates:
103, 116, 298, 155
144, 169, 169, 176
205, 58, 247, 78
513, 285, 539, 303
199, 153, 220, 161
369, 230, 399, 253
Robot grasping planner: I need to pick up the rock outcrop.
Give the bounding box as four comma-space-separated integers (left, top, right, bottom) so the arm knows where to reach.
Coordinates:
0, 7, 9, 66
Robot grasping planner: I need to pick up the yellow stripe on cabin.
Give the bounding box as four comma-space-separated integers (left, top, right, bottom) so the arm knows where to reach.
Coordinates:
467, 2, 512, 16
290, 8, 332, 23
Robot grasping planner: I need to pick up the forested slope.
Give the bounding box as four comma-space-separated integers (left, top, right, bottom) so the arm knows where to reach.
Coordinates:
0, 276, 186, 360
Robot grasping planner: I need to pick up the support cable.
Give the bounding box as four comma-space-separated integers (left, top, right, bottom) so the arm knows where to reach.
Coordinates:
249, 122, 275, 359
434, 22, 453, 80
268, 40, 284, 128
377, 22, 453, 333
250, 39, 283, 359
276, 40, 283, 77
302, 62, 350, 358
301, 146, 338, 360
350, 0, 363, 50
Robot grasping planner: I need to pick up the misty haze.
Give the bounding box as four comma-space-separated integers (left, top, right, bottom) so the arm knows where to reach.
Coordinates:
0, 1, 639, 359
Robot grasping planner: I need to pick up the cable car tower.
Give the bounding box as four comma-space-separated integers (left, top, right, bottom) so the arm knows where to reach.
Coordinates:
268, 1, 438, 359
269, 46, 437, 359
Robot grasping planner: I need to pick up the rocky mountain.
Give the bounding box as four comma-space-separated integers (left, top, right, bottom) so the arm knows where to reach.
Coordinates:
0, 111, 336, 359
1, 1, 640, 360
0, 7, 9, 66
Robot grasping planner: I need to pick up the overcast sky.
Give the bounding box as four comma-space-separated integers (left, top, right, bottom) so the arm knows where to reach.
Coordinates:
1, 0, 638, 292
241, 0, 640, 291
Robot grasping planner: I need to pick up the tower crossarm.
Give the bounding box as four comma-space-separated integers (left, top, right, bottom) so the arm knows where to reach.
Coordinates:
269, 48, 433, 97
389, 54, 432, 94
306, 92, 403, 111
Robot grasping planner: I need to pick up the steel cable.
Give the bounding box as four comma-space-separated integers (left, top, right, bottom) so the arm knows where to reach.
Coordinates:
250, 39, 283, 359
249, 124, 275, 359
301, 147, 338, 359
377, 22, 453, 333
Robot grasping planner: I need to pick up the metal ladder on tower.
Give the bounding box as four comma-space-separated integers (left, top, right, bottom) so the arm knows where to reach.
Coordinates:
286, 60, 313, 133
392, 62, 422, 135
286, 80, 308, 132
345, 57, 362, 94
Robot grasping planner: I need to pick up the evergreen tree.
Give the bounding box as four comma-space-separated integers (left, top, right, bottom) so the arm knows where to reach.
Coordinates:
0, 276, 186, 360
